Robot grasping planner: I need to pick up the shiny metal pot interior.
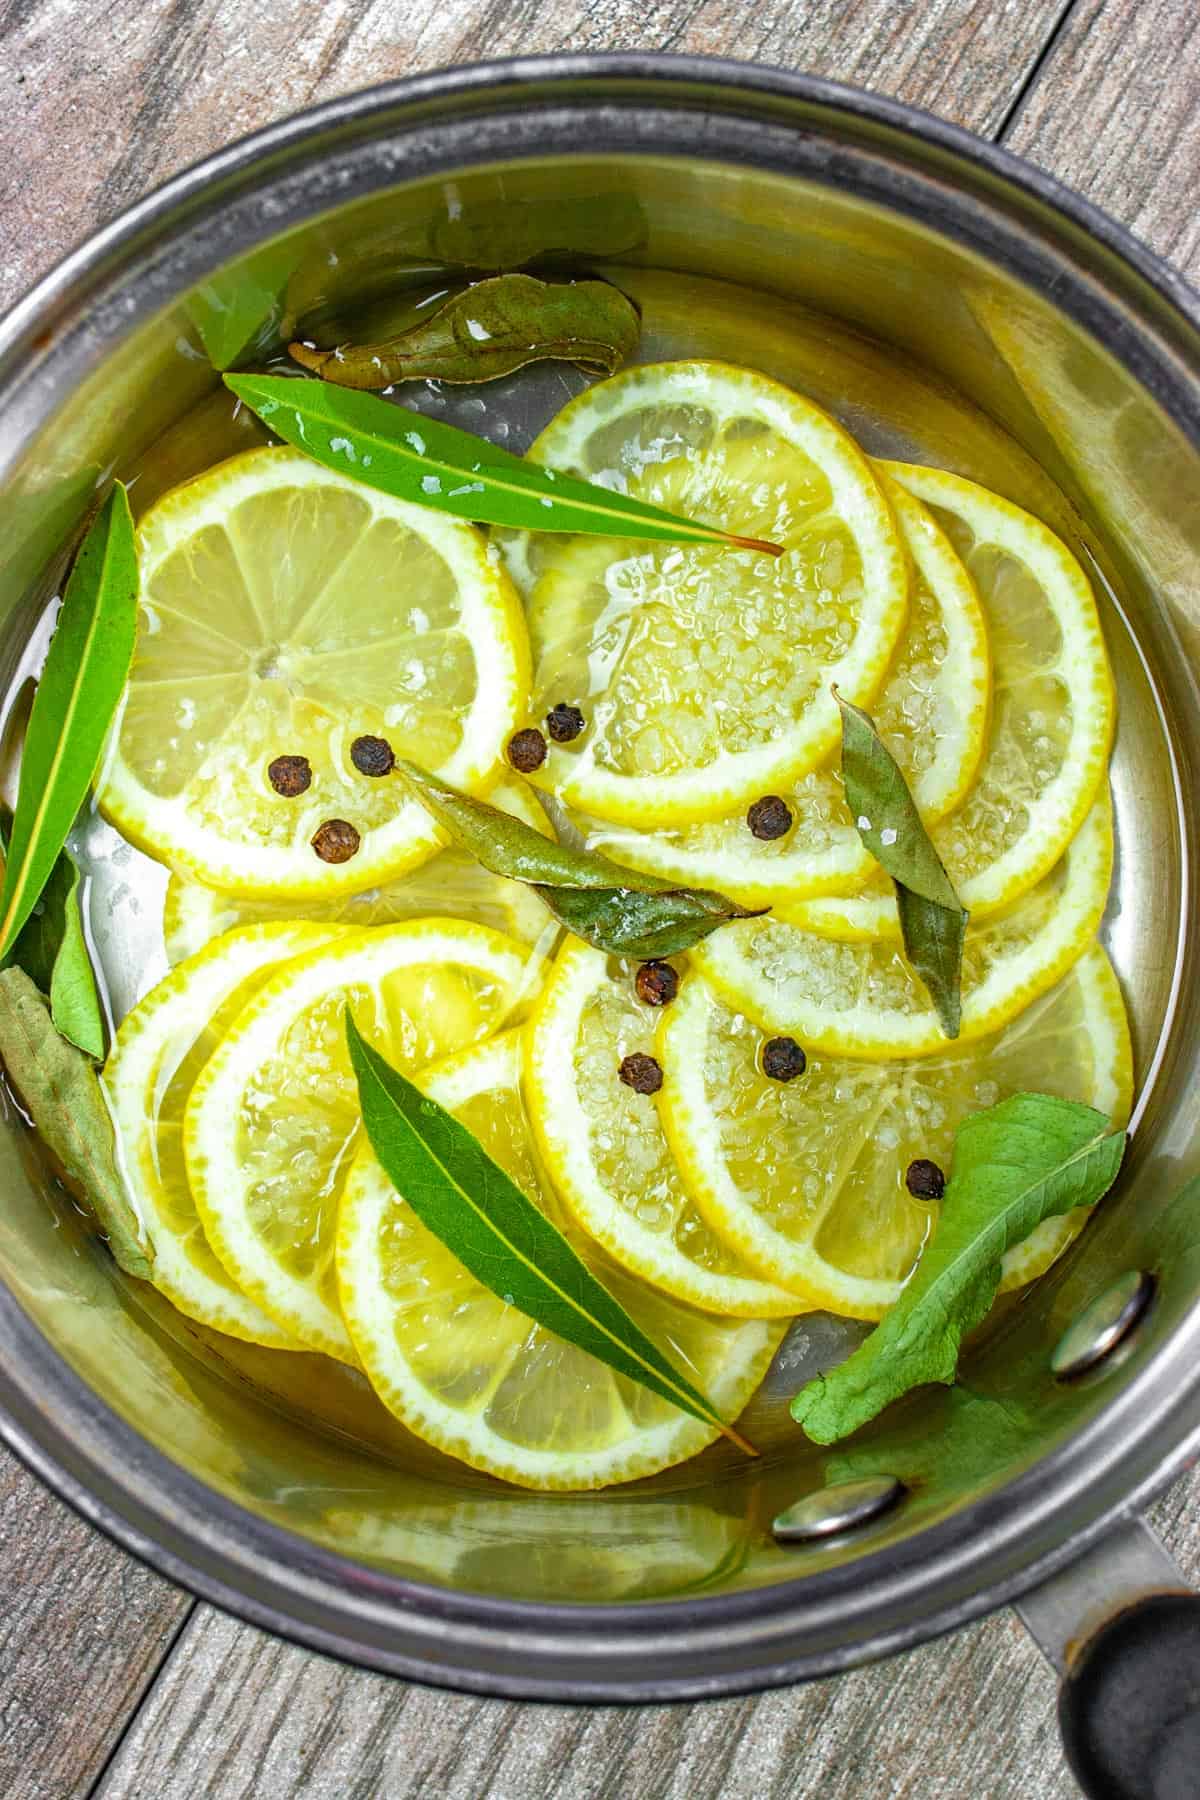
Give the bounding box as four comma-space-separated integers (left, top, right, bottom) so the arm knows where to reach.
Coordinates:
0, 55, 1198, 1702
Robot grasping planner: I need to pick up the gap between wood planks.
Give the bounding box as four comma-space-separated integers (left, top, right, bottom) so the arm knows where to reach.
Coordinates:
994, 0, 1079, 140
74, 0, 1091, 1790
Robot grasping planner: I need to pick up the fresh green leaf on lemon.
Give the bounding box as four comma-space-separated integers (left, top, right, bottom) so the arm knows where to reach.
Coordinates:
225, 373, 782, 554
3, 829, 104, 1060
791, 1092, 1126, 1444
346, 1012, 756, 1452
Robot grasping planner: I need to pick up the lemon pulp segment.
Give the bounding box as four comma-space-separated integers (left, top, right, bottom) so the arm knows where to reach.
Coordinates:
577, 476, 989, 908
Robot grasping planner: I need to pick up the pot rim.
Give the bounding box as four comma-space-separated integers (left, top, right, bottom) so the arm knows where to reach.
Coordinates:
2, 51, 1199, 1699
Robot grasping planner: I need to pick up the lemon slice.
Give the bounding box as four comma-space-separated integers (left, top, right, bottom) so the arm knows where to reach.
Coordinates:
658, 943, 1131, 1319
184, 920, 531, 1361
104, 922, 346, 1347
161, 777, 555, 963
524, 938, 799, 1317
577, 477, 989, 907
505, 360, 908, 827
692, 794, 1112, 1060
337, 1031, 783, 1490
785, 462, 1114, 939
97, 445, 530, 899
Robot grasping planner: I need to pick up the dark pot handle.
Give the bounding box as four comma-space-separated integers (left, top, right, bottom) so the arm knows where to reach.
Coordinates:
1016, 1518, 1200, 1799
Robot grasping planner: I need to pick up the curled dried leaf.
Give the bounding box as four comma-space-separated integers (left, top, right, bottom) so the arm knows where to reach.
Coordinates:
289, 274, 640, 389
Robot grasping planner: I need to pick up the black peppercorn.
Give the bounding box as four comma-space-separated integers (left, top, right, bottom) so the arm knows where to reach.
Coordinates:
267, 754, 312, 798
618, 1052, 663, 1095
507, 727, 548, 773
761, 1036, 807, 1082
311, 819, 361, 863
635, 961, 679, 1007
747, 795, 793, 841
546, 702, 586, 743
905, 1158, 946, 1200
350, 734, 395, 777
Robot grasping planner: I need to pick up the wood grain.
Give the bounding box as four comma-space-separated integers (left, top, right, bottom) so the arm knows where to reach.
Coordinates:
0, 0, 1069, 312
90, 1604, 1074, 1800
82, 1484, 1200, 1800
3, 1, 1200, 1797
1005, 0, 1200, 285
0, 1451, 190, 1800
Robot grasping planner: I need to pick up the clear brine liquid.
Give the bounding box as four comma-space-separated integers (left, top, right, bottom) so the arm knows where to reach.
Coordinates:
1, 266, 1165, 1480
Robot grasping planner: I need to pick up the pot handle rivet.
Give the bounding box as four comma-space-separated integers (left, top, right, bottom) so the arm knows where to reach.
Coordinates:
1050, 1269, 1155, 1380
772, 1473, 904, 1545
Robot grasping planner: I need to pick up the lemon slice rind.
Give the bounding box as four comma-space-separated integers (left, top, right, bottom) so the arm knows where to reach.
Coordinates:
659, 942, 1131, 1319
160, 776, 555, 963
884, 460, 1114, 911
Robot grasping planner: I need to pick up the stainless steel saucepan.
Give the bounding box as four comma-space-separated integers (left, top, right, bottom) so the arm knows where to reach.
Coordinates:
1, 56, 1198, 1799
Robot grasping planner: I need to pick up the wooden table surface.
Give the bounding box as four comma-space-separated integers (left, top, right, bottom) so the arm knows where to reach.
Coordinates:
1, 2, 1199, 1795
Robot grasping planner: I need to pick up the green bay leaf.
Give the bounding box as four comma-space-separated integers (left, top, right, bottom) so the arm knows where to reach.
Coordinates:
397, 761, 762, 957
5, 844, 105, 1059
0, 967, 149, 1278
289, 274, 640, 388
346, 1014, 755, 1452
837, 690, 967, 1037
47, 857, 105, 1059
0, 806, 105, 1060
0, 485, 138, 962
791, 1092, 1126, 1444
225, 373, 782, 554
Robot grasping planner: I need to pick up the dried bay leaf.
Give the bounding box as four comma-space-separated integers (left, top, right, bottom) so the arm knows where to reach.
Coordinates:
289, 274, 640, 388
396, 761, 763, 958
791, 1093, 1125, 1444
0, 967, 150, 1279
837, 690, 967, 1037
542, 885, 761, 961
347, 1014, 754, 1452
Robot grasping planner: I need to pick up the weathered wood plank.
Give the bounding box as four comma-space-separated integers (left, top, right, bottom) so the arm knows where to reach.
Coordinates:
0, 1450, 191, 1800
82, 1476, 1200, 1800
1005, 0, 1200, 284
82, 1480, 1200, 1800
89, 1602, 1072, 1800
0, 0, 1068, 312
